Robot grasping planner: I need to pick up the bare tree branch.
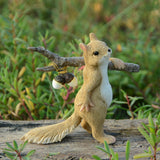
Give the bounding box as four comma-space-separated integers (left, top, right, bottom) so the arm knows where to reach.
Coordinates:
28, 47, 140, 72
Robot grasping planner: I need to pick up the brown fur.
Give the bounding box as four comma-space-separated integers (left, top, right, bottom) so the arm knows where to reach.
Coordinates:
21, 33, 125, 144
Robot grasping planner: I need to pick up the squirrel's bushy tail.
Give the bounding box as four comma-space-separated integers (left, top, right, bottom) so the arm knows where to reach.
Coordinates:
21, 112, 81, 144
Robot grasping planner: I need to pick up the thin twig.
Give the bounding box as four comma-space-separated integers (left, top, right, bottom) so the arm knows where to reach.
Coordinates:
28, 47, 140, 73
126, 95, 134, 120
0, 113, 3, 120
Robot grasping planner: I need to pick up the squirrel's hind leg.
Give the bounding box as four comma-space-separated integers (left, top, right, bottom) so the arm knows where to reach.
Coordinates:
81, 119, 92, 134
86, 114, 116, 144
91, 122, 116, 144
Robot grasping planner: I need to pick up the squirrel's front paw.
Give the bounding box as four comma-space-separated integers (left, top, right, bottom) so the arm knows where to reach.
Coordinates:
78, 100, 94, 112
110, 58, 125, 69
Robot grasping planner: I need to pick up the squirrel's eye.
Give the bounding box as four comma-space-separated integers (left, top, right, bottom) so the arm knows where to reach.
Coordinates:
93, 51, 99, 56
108, 48, 112, 53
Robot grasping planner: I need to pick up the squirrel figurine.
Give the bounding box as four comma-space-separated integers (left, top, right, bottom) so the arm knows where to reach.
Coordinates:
21, 33, 125, 144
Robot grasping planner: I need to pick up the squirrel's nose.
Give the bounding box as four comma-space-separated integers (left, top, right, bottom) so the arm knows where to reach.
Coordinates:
108, 48, 112, 54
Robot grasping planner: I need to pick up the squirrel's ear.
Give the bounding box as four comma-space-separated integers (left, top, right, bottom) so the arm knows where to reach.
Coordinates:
79, 43, 87, 52
89, 33, 98, 41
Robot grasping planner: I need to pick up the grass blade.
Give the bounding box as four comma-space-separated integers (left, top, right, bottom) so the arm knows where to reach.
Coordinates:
13, 140, 18, 150
141, 123, 150, 133
148, 114, 155, 134
19, 140, 28, 152
92, 155, 102, 160
6, 142, 15, 151
125, 140, 130, 160
26, 150, 36, 157
96, 146, 110, 155
138, 127, 154, 147
3, 151, 15, 159
104, 141, 110, 154
133, 153, 153, 159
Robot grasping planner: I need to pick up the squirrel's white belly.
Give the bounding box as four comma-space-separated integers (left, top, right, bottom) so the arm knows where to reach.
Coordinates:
99, 63, 113, 108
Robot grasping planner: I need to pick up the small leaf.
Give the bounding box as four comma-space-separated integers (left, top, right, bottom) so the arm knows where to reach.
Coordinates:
157, 113, 160, 122
110, 148, 118, 160
141, 123, 150, 133
157, 129, 160, 136
23, 97, 34, 111
7, 97, 14, 106
148, 114, 155, 133
125, 140, 130, 160
13, 140, 18, 150
4, 151, 15, 159
23, 157, 30, 160
3, 148, 13, 152
18, 66, 26, 78
96, 146, 110, 155
15, 103, 21, 115
18, 144, 23, 151
114, 152, 119, 160
129, 97, 143, 107
3, 151, 15, 156
138, 127, 154, 146
148, 146, 152, 154
157, 147, 160, 151
112, 100, 127, 104
133, 153, 153, 159
150, 133, 156, 146
127, 110, 132, 117
26, 150, 36, 157
156, 137, 160, 143
6, 142, 15, 151
41, 73, 46, 81
111, 153, 118, 160
35, 78, 41, 86
104, 141, 110, 154
121, 89, 127, 97
92, 155, 102, 160
25, 87, 32, 97
19, 140, 28, 152
49, 152, 60, 156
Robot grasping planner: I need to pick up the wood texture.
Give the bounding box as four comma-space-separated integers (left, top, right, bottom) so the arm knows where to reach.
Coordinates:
1, 119, 159, 160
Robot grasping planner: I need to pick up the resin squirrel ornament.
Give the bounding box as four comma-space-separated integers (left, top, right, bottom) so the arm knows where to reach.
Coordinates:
21, 33, 138, 144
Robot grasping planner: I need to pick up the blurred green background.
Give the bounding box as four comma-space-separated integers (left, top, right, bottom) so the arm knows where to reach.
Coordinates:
0, 0, 160, 120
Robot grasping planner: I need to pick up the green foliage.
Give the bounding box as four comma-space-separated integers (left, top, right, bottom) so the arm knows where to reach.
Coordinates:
134, 113, 160, 160
3, 140, 35, 160
92, 115, 160, 159
0, 0, 160, 120
92, 140, 130, 160
125, 141, 130, 160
